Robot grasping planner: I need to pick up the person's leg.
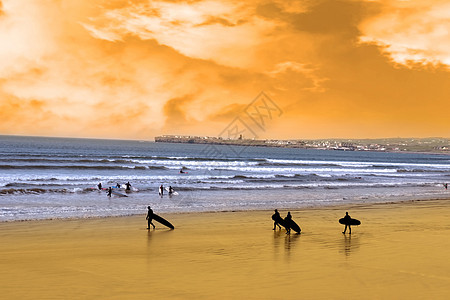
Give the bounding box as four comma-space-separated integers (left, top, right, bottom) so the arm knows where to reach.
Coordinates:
349, 225, 351, 234
343, 225, 347, 234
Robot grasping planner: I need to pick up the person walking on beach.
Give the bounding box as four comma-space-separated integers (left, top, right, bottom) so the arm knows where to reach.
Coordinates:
107, 187, 112, 197
146, 206, 155, 229
159, 184, 164, 197
284, 212, 292, 234
342, 212, 352, 234
272, 209, 282, 230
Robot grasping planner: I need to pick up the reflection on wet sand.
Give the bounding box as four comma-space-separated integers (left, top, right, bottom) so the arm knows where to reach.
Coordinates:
340, 234, 360, 256
2, 201, 450, 299
273, 229, 301, 256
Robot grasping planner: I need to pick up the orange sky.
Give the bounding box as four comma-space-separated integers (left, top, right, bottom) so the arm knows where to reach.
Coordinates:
0, 0, 449, 140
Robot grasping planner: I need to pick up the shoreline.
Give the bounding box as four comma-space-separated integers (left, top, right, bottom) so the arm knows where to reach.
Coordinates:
1, 198, 450, 298
2, 196, 449, 224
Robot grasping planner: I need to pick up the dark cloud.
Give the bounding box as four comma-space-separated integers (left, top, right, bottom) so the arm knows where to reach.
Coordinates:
162, 95, 194, 131
207, 103, 247, 122
197, 16, 245, 27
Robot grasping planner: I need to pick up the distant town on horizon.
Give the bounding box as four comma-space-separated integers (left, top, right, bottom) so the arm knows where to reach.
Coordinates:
155, 135, 450, 154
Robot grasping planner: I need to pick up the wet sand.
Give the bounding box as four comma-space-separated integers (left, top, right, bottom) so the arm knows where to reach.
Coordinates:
1, 199, 450, 299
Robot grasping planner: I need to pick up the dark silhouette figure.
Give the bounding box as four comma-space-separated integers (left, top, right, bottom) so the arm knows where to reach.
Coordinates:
146, 206, 155, 229
159, 184, 164, 197
342, 212, 352, 234
284, 212, 292, 234
179, 168, 185, 174
97, 182, 102, 190
116, 183, 121, 188
168, 186, 174, 196
444, 183, 448, 190
107, 187, 112, 197
125, 181, 131, 191
272, 209, 283, 230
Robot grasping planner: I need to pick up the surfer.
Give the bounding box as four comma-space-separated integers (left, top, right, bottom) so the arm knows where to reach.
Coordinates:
146, 206, 155, 229
116, 183, 121, 188
107, 187, 112, 197
179, 168, 185, 174
272, 209, 282, 230
97, 182, 102, 190
159, 184, 164, 197
125, 181, 131, 191
342, 212, 352, 234
444, 183, 448, 190
168, 186, 174, 196
284, 212, 292, 234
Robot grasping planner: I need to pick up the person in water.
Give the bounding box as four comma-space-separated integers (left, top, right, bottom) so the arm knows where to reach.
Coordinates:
272, 209, 282, 230
284, 212, 292, 234
168, 186, 174, 196
125, 181, 131, 191
116, 183, 121, 188
179, 168, 185, 174
107, 187, 112, 197
146, 206, 155, 229
159, 184, 164, 196
342, 212, 352, 234
97, 182, 102, 190
444, 183, 448, 190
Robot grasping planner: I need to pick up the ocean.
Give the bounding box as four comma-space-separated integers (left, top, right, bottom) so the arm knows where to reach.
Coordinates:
1, 135, 449, 221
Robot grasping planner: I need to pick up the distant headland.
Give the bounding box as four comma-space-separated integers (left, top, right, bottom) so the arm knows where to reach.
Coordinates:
155, 135, 450, 154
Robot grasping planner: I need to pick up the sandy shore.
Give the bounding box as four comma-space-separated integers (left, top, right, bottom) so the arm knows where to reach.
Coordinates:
1, 199, 450, 299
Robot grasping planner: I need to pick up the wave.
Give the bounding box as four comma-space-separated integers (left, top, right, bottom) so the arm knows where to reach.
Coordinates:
264, 159, 450, 169
396, 169, 448, 173
0, 164, 167, 170
1, 180, 440, 195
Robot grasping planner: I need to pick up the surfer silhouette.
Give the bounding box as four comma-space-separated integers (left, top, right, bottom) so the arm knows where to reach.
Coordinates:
125, 181, 131, 191
444, 183, 448, 190
342, 212, 352, 234
116, 183, 121, 188
159, 184, 164, 197
272, 209, 282, 230
284, 212, 292, 234
179, 168, 185, 174
146, 206, 155, 229
107, 187, 112, 197
168, 186, 174, 196
97, 182, 102, 190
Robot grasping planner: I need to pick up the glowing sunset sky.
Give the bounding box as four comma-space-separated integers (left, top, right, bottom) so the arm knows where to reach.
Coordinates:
0, 0, 449, 140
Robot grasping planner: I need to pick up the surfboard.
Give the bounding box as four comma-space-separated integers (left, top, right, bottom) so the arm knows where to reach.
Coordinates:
284, 218, 301, 233
111, 190, 128, 197
339, 218, 361, 226
152, 213, 175, 229
165, 187, 179, 195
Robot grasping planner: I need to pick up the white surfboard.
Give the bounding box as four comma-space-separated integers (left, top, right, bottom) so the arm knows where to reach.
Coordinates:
165, 187, 179, 195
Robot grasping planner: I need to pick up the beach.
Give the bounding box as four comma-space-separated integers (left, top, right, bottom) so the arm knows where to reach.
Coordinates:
1, 199, 450, 299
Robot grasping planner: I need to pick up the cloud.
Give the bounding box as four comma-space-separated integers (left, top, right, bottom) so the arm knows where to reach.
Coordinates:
359, 0, 450, 68
0, 0, 448, 140
82, 0, 279, 68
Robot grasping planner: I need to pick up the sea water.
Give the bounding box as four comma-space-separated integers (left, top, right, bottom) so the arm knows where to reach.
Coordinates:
0, 135, 449, 221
